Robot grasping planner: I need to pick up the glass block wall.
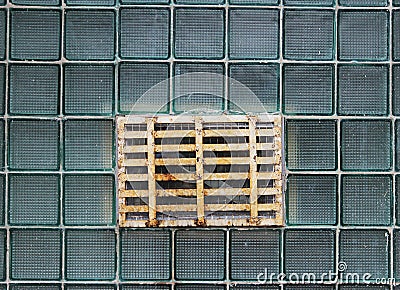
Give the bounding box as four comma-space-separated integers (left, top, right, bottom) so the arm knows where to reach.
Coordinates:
0, 0, 399, 288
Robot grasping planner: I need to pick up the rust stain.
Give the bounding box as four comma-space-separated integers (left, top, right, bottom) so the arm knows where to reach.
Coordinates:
145, 219, 160, 227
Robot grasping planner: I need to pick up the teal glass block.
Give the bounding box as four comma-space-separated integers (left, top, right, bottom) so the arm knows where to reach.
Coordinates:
395, 0, 400, 5
9, 174, 60, 225
394, 230, 400, 280
338, 10, 388, 61
64, 65, 114, 116
341, 175, 392, 226
10, 9, 61, 60
175, 230, 225, 280
339, 230, 389, 281
0, 231, 5, 281
394, 11, 400, 61
0, 175, 4, 225
231, 286, 280, 290
9, 120, 59, 170
64, 120, 113, 170
120, 0, 169, 6
9, 65, 60, 116
394, 65, 400, 116
120, 286, 170, 290
285, 287, 335, 290
284, 230, 335, 278
0, 65, 4, 115
0, 10, 5, 60
120, 8, 170, 59
120, 230, 171, 281
284, 0, 333, 5
0, 120, 3, 171
339, 0, 388, 5
175, 8, 224, 59
66, 0, 115, 4
229, 0, 277, 4
10, 229, 61, 280
65, 10, 115, 60
65, 230, 116, 280
338, 65, 388, 116
11, 0, 60, 4
229, 9, 279, 59
10, 286, 60, 290
65, 285, 116, 290
397, 175, 400, 225
396, 121, 400, 171
341, 120, 391, 171
340, 286, 389, 290
284, 10, 334, 60
64, 175, 115, 226
283, 64, 334, 115
230, 230, 280, 281
175, 286, 225, 290
286, 120, 337, 170
176, 0, 223, 5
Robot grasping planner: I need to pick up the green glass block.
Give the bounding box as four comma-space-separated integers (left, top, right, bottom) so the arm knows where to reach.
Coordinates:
9, 174, 60, 225
175, 8, 224, 59
64, 65, 114, 115
121, 0, 168, 3
286, 120, 337, 170
120, 286, 170, 290
10, 9, 61, 60
338, 65, 388, 116
176, 0, 223, 4
230, 230, 280, 281
341, 120, 391, 171
175, 230, 225, 280
339, 230, 389, 281
10, 229, 61, 280
285, 287, 335, 290
338, 10, 388, 61
0, 120, 3, 171
231, 286, 279, 290
10, 286, 60, 290
9, 120, 59, 170
396, 121, 400, 171
9, 65, 60, 115
396, 175, 400, 225
394, 11, 400, 61
340, 286, 389, 290
229, 9, 279, 59
120, 230, 171, 281
120, 8, 170, 59
394, 230, 400, 280
394, 65, 400, 116
229, 0, 277, 4
0, 175, 4, 225
0, 231, 5, 281
65, 10, 115, 60
64, 120, 113, 170
283, 64, 334, 115
0, 10, 5, 60
284, 0, 333, 5
65, 285, 116, 290
284, 10, 334, 60
395, 0, 400, 5
341, 175, 392, 226
65, 230, 116, 280
11, 0, 60, 4
339, 0, 387, 5
284, 230, 335, 278
175, 286, 225, 290
66, 0, 115, 5
0, 65, 4, 115
64, 175, 114, 226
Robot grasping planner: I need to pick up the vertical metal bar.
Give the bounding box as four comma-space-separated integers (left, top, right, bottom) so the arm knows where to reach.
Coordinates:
248, 116, 258, 219
147, 117, 157, 223
195, 116, 205, 225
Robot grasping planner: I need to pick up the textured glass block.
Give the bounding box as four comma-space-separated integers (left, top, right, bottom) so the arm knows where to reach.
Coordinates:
120, 286, 170, 290
341, 120, 391, 171
394, 66, 400, 116
10, 230, 61, 280
339, 0, 387, 5
341, 175, 392, 226
230, 230, 280, 281
66, 230, 116, 280
175, 286, 225, 290
10, 286, 60, 290
175, 9, 224, 59
65, 10, 115, 60
231, 286, 279, 290
11, 0, 60, 4
395, 0, 400, 5
395, 121, 400, 171
120, 8, 169, 59
9, 174, 60, 225
0, 231, 5, 281
338, 10, 388, 61
66, 0, 115, 4
339, 230, 389, 280
10, 10, 61, 60
0, 65, 4, 115
64, 65, 114, 115
9, 65, 60, 115
284, 230, 335, 277
0, 175, 4, 225
175, 230, 225, 280
394, 11, 400, 61
64, 120, 113, 170
229, 9, 279, 59
338, 65, 388, 116
286, 120, 337, 170
394, 230, 400, 279
284, 0, 333, 5
397, 175, 400, 225
64, 175, 114, 226
176, 0, 223, 4
120, 230, 171, 281
283, 65, 334, 115
121, 0, 168, 3
340, 286, 389, 290
285, 287, 335, 290
0, 120, 3, 171
9, 120, 59, 170
0, 10, 5, 60
229, 0, 277, 4
229, 64, 279, 113
65, 285, 116, 290
284, 10, 334, 60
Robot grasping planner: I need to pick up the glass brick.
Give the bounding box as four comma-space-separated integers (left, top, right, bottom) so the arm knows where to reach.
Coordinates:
285, 287, 335, 290
175, 286, 225, 290
175, 8, 224, 59
229, 9, 279, 59
395, 0, 400, 5
120, 230, 171, 281
339, 230, 389, 281
176, 0, 223, 4
0, 231, 5, 281
64, 174, 114, 226
341, 120, 391, 171
65, 285, 116, 290
339, 0, 388, 5
286, 120, 337, 170
9, 120, 59, 170
10, 9, 61, 60
120, 0, 169, 6
120, 8, 170, 59
66, 0, 115, 4
341, 175, 392, 226
64, 65, 114, 115
395, 121, 400, 171
0, 65, 4, 115
9, 65, 60, 115
230, 230, 280, 281
394, 11, 400, 61
229, 0, 278, 4
0, 10, 5, 60
65, 230, 116, 280
394, 230, 400, 280
10, 229, 61, 280
0, 175, 4, 225
396, 175, 400, 225
0, 120, 3, 171
340, 286, 389, 290
283, 64, 334, 115
11, 0, 60, 4
231, 286, 280, 290
175, 230, 225, 280
338, 10, 388, 61
10, 286, 61, 290
284, 10, 334, 60
120, 286, 171, 290
394, 65, 400, 115
64, 120, 113, 170
284, 0, 333, 5
338, 65, 388, 116
65, 10, 115, 60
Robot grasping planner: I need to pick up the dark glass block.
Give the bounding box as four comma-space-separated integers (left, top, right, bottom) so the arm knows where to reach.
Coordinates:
394, 65, 400, 116
394, 10, 400, 61
284, 0, 333, 5
339, 0, 387, 5
66, 0, 115, 5
12, 0, 60, 4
